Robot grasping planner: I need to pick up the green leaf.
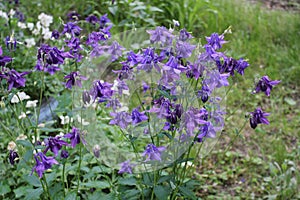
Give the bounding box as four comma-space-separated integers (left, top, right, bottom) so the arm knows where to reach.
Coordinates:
14, 186, 31, 198
16, 140, 33, 148
123, 189, 141, 199
24, 188, 43, 200
65, 191, 77, 200
154, 185, 170, 200
82, 181, 110, 189
149, 7, 163, 12
284, 97, 296, 106
157, 175, 174, 184
178, 186, 197, 200
118, 177, 137, 186
23, 175, 42, 187
0, 184, 11, 195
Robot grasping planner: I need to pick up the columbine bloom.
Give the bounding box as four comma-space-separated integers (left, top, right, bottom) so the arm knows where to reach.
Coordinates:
142, 144, 166, 162
86, 15, 98, 25
61, 22, 82, 37
0, 46, 12, 66
11, 91, 30, 103
90, 80, 114, 102
99, 14, 110, 28
182, 107, 207, 135
60, 150, 69, 159
205, 33, 226, 50
44, 136, 69, 156
64, 127, 86, 148
249, 108, 270, 129
26, 100, 38, 108
64, 71, 87, 89
204, 70, 230, 92
5, 36, 17, 51
179, 29, 193, 41
109, 111, 132, 129
118, 160, 134, 174
197, 122, 216, 142
67, 11, 80, 21
0, 68, 30, 91
147, 26, 174, 45
198, 85, 210, 103
108, 41, 124, 61
254, 76, 280, 96
131, 108, 148, 125
137, 47, 160, 72
32, 152, 58, 178
9, 150, 19, 165
176, 41, 196, 58
51, 30, 60, 39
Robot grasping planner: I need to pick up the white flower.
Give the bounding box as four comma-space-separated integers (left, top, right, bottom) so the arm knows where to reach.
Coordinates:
59, 115, 73, 125
38, 13, 53, 27
11, 92, 30, 103
27, 23, 34, 31
17, 22, 27, 29
9, 9, 15, 17
7, 141, 16, 151
24, 38, 36, 48
0, 10, 8, 21
76, 115, 90, 126
26, 100, 38, 108
42, 27, 52, 40
32, 22, 41, 35
18, 112, 26, 119
16, 134, 27, 140
173, 19, 180, 27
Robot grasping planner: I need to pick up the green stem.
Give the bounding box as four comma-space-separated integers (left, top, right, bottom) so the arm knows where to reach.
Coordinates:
62, 162, 66, 197
43, 175, 52, 200
75, 144, 82, 199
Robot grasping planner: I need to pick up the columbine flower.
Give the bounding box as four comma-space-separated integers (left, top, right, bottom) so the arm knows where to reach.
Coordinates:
61, 22, 82, 37
44, 136, 69, 156
197, 85, 210, 103
60, 150, 69, 159
137, 47, 160, 72
38, 13, 53, 27
108, 41, 124, 61
179, 29, 193, 41
182, 107, 207, 135
9, 150, 19, 165
204, 70, 230, 92
24, 38, 36, 48
0, 52, 12, 67
59, 115, 73, 125
118, 160, 134, 174
254, 76, 280, 96
5, 36, 17, 51
90, 80, 114, 103
109, 111, 132, 129
67, 11, 80, 21
11, 91, 30, 103
249, 108, 270, 129
51, 30, 60, 39
32, 152, 58, 178
64, 127, 86, 148
99, 14, 110, 28
147, 26, 174, 45
18, 112, 26, 119
142, 144, 166, 162
176, 41, 196, 58
197, 122, 216, 142
131, 108, 148, 125
26, 100, 38, 108
0, 68, 30, 91
205, 33, 226, 50
64, 71, 87, 89
86, 15, 98, 25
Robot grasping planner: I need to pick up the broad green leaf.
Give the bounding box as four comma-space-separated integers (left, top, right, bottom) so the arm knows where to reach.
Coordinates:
82, 181, 110, 189
23, 175, 42, 187
118, 177, 137, 186
0, 184, 11, 195
178, 186, 197, 200
24, 188, 43, 200
154, 185, 170, 200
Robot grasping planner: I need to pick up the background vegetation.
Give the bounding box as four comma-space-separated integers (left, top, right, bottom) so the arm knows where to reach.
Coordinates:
0, 0, 299, 199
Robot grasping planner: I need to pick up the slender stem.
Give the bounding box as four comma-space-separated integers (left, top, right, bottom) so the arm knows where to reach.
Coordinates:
43, 175, 52, 200
62, 161, 66, 197
35, 72, 45, 142
75, 144, 82, 199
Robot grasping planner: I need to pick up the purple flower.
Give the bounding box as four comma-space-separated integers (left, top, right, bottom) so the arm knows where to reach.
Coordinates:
137, 48, 160, 72
254, 76, 280, 96
32, 152, 58, 178
142, 144, 166, 162
197, 122, 216, 142
149, 97, 171, 119
176, 41, 196, 58
204, 70, 230, 91
147, 26, 174, 45
86, 15, 98, 25
106, 98, 121, 110
197, 85, 210, 103
0, 55, 12, 67
64, 127, 86, 148
115, 79, 129, 96
99, 14, 110, 28
179, 29, 193, 41
250, 108, 270, 129
0, 68, 30, 91
132, 108, 148, 125
44, 136, 69, 156
235, 58, 249, 75
64, 71, 87, 89
108, 41, 124, 61
60, 150, 69, 159
126, 51, 141, 66
182, 107, 207, 135
142, 81, 150, 93
9, 150, 19, 165
67, 11, 80, 21
5, 36, 17, 51
66, 37, 82, 51
90, 80, 114, 102
118, 160, 134, 174
109, 111, 132, 129
113, 64, 134, 80
61, 22, 82, 37
205, 33, 226, 50
51, 30, 60, 39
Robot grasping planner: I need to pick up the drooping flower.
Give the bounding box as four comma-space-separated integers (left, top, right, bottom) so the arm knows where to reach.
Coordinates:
113, 64, 134, 80
149, 97, 171, 119
108, 41, 124, 61
99, 14, 110, 28
9, 150, 19, 165
90, 80, 114, 102
32, 152, 58, 178
179, 29, 193, 41
61, 22, 82, 37
86, 15, 98, 25
44, 136, 69, 156
0, 46, 12, 66
197, 122, 216, 142
67, 11, 80, 21
204, 70, 230, 92
51, 30, 60, 39
109, 111, 132, 129
118, 160, 134, 174
60, 150, 69, 159
197, 85, 210, 103
64, 127, 86, 148
64, 71, 87, 89
176, 41, 196, 58
254, 76, 280, 96
137, 47, 160, 72
0, 68, 30, 91
249, 108, 270, 129
147, 26, 174, 45
10, 91, 30, 103
142, 144, 166, 162
182, 107, 207, 135
131, 108, 148, 125
5, 36, 17, 51
205, 33, 226, 50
